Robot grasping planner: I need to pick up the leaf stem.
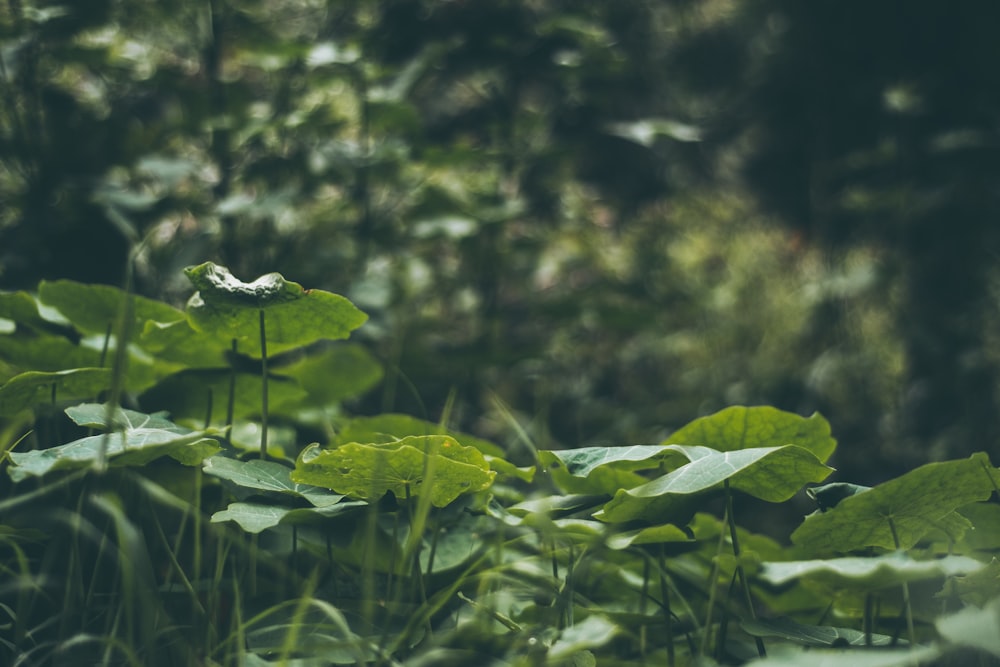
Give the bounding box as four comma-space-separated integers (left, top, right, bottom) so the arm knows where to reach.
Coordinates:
725, 480, 766, 657
259, 309, 268, 459
887, 517, 916, 645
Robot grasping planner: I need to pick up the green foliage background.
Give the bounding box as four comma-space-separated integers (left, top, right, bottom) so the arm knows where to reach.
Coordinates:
3, 0, 1000, 483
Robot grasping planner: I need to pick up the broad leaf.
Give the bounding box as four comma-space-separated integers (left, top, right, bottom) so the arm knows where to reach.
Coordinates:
742, 617, 897, 647
211, 499, 366, 534
65, 402, 184, 432
935, 596, 1000, 658
184, 262, 367, 356
667, 406, 837, 463
791, 453, 997, 554
595, 444, 832, 524
759, 552, 985, 589
9, 425, 219, 481
743, 646, 940, 667
281, 343, 384, 405
203, 456, 343, 507
334, 413, 504, 457
0, 368, 112, 416
139, 370, 308, 423
139, 319, 231, 367
38, 280, 185, 335
538, 445, 679, 495
291, 435, 495, 507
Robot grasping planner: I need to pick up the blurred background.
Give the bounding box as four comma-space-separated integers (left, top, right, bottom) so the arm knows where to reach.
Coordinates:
3, 0, 1000, 483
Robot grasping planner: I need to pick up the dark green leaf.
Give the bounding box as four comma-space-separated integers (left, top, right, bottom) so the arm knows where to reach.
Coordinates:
0, 368, 112, 416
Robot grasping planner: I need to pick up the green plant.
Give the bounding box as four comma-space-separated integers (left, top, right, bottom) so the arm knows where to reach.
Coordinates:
1, 264, 998, 666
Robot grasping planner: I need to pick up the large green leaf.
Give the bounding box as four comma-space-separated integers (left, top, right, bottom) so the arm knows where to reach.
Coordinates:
38, 280, 185, 335
138, 319, 231, 367
791, 453, 997, 554
538, 445, 681, 495
290, 435, 495, 507
8, 406, 220, 482
0, 368, 112, 416
184, 262, 368, 356
139, 370, 308, 424
667, 406, 837, 463
280, 343, 384, 405
203, 456, 343, 507
595, 444, 832, 524
759, 552, 985, 590
333, 413, 504, 457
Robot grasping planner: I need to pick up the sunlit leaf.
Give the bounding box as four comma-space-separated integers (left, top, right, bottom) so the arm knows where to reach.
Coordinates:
759, 552, 985, 590
184, 262, 367, 356
595, 444, 832, 524
667, 406, 837, 463
0, 368, 112, 416
791, 453, 997, 554
334, 413, 504, 457
935, 595, 1000, 658
203, 456, 343, 507
291, 435, 495, 507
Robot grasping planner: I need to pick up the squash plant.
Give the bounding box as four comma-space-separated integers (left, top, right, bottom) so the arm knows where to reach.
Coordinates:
0, 263, 998, 666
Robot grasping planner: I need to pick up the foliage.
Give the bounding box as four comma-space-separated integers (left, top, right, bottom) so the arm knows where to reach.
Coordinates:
1, 266, 999, 666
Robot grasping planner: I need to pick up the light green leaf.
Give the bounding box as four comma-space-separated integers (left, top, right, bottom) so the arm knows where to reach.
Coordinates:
184, 262, 367, 356
791, 453, 997, 554
211, 499, 365, 534
595, 445, 832, 524
667, 406, 837, 463
743, 646, 940, 667
139, 319, 231, 367
538, 445, 680, 495
291, 435, 495, 507
8, 428, 219, 481
0, 368, 112, 416
547, 615, 618, 661
38, 279, 185, 334
203, 456, 343, 507
759, 552, 985, 590
605, 523, 695, 550
65, 402, 183, 432
742, 617, 897, 647
945, 558, 1000, 607
334, 413, 504, 457
935, 595, 1000, 658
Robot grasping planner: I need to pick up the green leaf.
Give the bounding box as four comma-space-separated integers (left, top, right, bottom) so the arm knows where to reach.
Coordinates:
38, 280, 185, 335
139, 319, 231, 367
290, 435, 496, 507
935, 595, 1000, 658
742, 646, 940, 667
538, 445, 679, 495
211, 499, 366, 534
759, 552, 985, 590
949, 558, 1000, 607
65, 402, 183, 432
139, 370, 308, 424
595, 445, 833, 524
667, 406, 837, 463
203, 456, 343, 507
605, 523, 695, 550
184, 262, 368, 356
334, 413, 505, 457
547, 615, 618, 661
806, 482, 872, 511
8, 419, 219, 481
742, 616, 897, 647
281, 343, 383, 405
791, 453, 997, 554
0, 368, 112, 416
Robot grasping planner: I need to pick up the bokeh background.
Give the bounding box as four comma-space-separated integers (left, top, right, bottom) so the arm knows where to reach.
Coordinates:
4, 0, 1000, 484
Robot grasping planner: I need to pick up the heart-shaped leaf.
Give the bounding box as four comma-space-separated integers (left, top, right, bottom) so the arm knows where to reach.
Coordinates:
184, 262, 367, 356
38, 280, 185, 335
595, 444, 833, 524
0, 368, 112, 416
791, 453, 997, 554
290, 435, 495, 507
667, 406, 837, 463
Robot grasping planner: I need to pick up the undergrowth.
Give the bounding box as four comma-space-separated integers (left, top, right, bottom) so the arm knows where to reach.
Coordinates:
1, 263, 998, 666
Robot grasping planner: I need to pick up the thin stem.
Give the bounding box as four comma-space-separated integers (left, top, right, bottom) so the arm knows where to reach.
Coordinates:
725, 480, 766, 657
887, 517, 916, 645
658, 545, 675, 667
258, 309, 268, 459
225, 339, 237, 449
